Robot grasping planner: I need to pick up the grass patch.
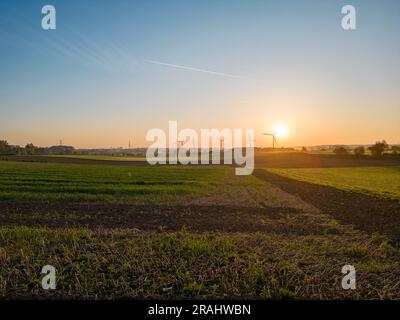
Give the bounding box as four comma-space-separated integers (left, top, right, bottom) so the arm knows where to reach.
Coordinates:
1, 226, 400, 299
0, 161, 260, 203
266, 167, 400, 200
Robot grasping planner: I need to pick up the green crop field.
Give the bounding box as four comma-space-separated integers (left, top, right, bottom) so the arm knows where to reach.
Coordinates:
47, 155, 147, 161
266, 167, 400, 200
0, 161, 263, 203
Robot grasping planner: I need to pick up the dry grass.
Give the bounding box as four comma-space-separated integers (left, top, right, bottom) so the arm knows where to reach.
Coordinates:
1, 227, 399, 299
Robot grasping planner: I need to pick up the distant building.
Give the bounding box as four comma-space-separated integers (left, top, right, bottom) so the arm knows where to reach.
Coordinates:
47, 145, 75, 155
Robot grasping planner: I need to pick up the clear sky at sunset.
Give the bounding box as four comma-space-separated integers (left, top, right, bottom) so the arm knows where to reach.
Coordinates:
1, 0, 399, 148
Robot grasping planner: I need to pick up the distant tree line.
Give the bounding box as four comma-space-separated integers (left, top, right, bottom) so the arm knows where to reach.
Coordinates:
0, 140, 74, 155
0, 140, 44, 155
333, 140, 399, 158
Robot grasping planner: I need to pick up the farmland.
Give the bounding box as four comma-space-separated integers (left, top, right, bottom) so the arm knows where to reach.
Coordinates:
1, 153, 400, 299
266, 167, 400, 200
0, 161, 238, 203
48, 155, 147, 161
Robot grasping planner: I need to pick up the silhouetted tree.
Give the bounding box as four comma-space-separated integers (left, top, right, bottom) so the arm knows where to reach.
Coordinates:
333, 147, 349, 156
0, 140, 10, 155
0, 140, 8, 148
353, 146, 365, 157
369, 140, 388, 158
301, 146, 307, 152
25, 143, 37, 155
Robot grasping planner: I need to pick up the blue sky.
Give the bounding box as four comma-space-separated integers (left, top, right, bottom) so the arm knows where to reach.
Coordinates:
0, 0, 399, 147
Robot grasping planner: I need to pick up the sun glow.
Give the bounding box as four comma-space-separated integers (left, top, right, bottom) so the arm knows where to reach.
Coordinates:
273, 123, 288, 138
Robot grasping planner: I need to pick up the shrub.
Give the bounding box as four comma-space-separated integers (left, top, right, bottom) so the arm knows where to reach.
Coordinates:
333, 147, 348, 156
369, 140, 388, 158
353, 146, 365, 157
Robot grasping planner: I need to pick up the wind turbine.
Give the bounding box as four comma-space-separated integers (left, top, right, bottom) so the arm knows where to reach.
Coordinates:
247, 133, 256, 148
263, 132, 278, 149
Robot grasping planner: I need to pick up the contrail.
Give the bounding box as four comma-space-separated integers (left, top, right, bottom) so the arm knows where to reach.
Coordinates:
144, 59, 260, 82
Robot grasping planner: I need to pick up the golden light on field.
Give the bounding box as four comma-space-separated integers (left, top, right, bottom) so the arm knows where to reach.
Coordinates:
273, 123, 288, 138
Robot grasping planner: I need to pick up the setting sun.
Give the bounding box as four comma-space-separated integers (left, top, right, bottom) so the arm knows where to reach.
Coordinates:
273, 123, 288, 138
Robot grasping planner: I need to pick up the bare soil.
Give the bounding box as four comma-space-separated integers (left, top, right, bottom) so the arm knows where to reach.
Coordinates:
0, 201, 335, 236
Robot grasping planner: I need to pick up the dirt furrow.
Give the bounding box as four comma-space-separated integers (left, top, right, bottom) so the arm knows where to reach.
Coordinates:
253, 169, 400, 243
